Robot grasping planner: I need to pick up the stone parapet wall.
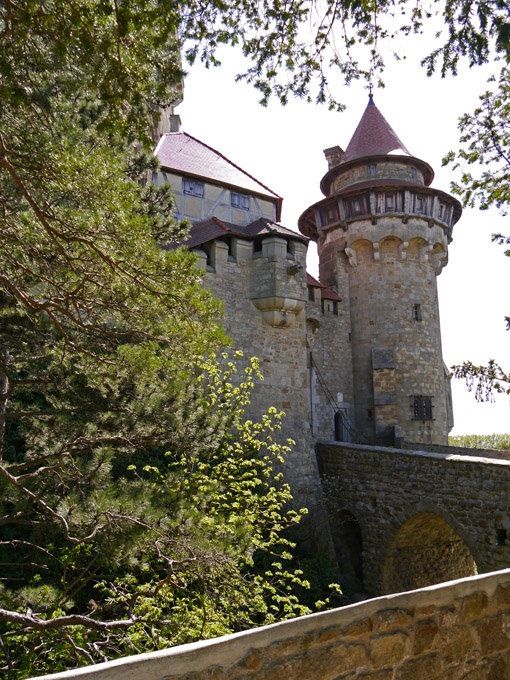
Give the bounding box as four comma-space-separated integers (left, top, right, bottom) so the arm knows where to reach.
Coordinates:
403, 441, 510, 461
33, 569, 510, 680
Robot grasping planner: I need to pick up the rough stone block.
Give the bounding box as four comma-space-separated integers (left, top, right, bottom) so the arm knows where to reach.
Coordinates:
459, 592, 489, 622
341, 617, 373, 638
370, 631, 409, 666
412, 620, 439, 655
476, 614, 509, 655
442, 626, 476, 665
495, 583, 510, 609
266, 642, 368, 680
374, 608, 414, 632
417, 605, 437, 618
372, 349, 395, 369
237, 648, 262, 671
394, 652, 441, 680
317, 627, 342, 645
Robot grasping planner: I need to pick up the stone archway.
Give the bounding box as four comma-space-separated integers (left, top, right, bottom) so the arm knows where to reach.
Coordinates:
383, 512, 476, 594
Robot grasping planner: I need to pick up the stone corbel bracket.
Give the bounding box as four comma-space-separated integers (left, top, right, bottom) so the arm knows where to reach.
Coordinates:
345, 248, 357, 267
251, 296, 305, 328
420, 244, 433, 263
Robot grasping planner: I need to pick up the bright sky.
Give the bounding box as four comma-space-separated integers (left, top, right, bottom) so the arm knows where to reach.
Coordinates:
176, 42, 509, 436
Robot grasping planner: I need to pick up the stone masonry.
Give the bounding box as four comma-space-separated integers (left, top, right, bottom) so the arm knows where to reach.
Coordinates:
193, 234, 331, 548
26, 93, 510, 680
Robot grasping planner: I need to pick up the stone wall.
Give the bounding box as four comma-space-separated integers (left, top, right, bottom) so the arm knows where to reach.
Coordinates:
306, 279, 355, 443
33, 569, 510, 680
195, 235, 333, 549
317, 442, 510, 595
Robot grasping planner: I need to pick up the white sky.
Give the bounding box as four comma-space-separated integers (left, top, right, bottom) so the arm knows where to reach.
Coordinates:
176, 41, 510, 436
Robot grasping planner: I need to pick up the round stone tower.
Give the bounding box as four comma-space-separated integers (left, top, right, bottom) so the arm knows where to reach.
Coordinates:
299, 96, 462, 446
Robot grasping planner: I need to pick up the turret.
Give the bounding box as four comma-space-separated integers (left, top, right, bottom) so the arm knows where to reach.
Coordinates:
298, 96, 461, 446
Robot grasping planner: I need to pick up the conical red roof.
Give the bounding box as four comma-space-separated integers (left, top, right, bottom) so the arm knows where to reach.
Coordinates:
342, 96, 411, 162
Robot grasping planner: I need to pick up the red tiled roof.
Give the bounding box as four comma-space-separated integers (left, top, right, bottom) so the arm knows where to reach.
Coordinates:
321, 288, 342, 301
306, 273, 341, 301
178, 216, 308, 250
342, 97, 411, 163
307, 273, 326, 288
155, 132, 282, 213
319, 97, 434, 197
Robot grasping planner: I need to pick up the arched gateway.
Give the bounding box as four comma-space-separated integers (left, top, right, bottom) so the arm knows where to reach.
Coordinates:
382, 512, 476, 594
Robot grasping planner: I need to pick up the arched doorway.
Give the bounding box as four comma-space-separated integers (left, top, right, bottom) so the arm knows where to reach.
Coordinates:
334, 412, 346, 442
332, 510, 364, 600
383, 512, 476, 594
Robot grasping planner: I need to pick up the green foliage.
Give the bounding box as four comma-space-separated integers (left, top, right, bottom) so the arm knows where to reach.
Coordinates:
181, 0, 510, 107
451, 360, 510, 403
449, 433, 510, 450
441, 69, 510, 405
0, 355, 312, 676
443, 68, 510, 213
0, 0, 183, 146
0, 3, 318, 676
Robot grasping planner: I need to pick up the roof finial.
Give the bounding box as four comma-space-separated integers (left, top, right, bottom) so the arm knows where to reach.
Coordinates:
368, 82, 374, 105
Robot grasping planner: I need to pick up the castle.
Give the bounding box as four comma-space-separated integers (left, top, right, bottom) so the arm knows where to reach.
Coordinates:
31, 99, 510, 680
153, 96, 462, 537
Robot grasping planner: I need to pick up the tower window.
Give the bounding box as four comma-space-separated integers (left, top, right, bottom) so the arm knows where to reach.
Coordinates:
413, 304, 422, 322
414, 194, 430, 214
333, 301, 338, 315
326, 204, 339, 224
308, 287, 315, 302
412, 395, 433, 420
231, 192, 250, 210
183, 178, 204, 198
345, 193, 370, 218
411, 167, 418, 181
368, 163, 377, 176
439, 203, 451, 224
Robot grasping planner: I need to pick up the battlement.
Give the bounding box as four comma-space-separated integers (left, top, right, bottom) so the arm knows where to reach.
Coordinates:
193, 233, 308, 328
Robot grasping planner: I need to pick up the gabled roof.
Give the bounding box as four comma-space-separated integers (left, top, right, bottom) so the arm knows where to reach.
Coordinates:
306, 273, 342, 301
342, 96, 411, 163
155, 132, 283, 220
179, 216, 308, 250
307, 273, 326, 288
321, 288, 342, 301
